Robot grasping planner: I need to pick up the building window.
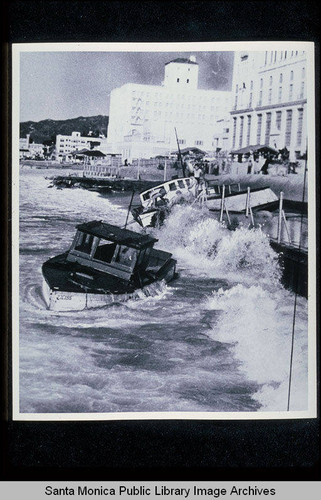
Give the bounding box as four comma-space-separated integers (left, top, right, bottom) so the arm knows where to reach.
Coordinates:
246, 115, 252, 146
239, 116, 244, 148
301, 67, 305, 79
268, 88, 272, 104
285, 110, 293, 147
257, 114, 262, 144
177, 78, 180, 83
187, 79, 189, 83
290, 70, 294, 81
249, 92, 253, 108
195, 140, 203, 145
234, 95, 238, 109
269, 76, 273, 86
178, 139, 185, 144
297, 108, 304, 147
260, 78, 263, 89
276, 111, 282, 131
258, 90, 263, 106
299, 81, 305, 99
278, 86, 283, 102
265, 113, 272, 144
232, 117, 237, 148
279, 73, 283, 83
289, 84, 293, 100
250, 80, 253, 90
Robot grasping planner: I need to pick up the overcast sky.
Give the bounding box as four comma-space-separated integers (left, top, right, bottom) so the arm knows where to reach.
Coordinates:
19, 51, 234, 122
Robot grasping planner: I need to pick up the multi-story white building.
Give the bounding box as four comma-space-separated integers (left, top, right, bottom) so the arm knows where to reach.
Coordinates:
107, 56, 232, 161
230, 50, 307, 159
19, 134, 44, 159
55, 131, 108, 160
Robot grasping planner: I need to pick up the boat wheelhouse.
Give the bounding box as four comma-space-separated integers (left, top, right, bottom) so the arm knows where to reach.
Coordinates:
139, 177, 194, 208
132, 177, 195, 227
42, 220, 177, 311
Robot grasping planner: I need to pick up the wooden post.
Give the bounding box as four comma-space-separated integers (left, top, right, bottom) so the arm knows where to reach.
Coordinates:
277, 191, 284, 243
250, 206, 254, 226
124, 190, 135, 229
245, 186, 250, 217
137, 158, 140, 180
225, 203, 231, 225
282, 209, 292, 243
220, 184, 225, 223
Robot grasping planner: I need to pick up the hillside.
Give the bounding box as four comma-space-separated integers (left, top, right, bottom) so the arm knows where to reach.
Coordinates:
20, 115, 109, 144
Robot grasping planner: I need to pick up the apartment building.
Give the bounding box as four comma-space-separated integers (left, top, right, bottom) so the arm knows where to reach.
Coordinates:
230, 50, 307, 159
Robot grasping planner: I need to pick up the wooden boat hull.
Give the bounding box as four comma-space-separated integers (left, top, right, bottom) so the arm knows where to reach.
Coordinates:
42, 275, 174, 312
269, 240, 308, 298
132, 207, 168, 228
207, 187, 278, 212
42, 250, 177, 311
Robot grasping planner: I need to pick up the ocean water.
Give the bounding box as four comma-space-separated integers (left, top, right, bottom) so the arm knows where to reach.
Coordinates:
18, 167, 309, 414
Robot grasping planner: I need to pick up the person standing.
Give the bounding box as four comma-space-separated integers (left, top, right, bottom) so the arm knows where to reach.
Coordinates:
247, 157, 253, 174
261, 157, 269, 175
193, 163, 203, 183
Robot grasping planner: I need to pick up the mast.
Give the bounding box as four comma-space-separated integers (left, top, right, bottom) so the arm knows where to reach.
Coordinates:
174, 127, 185, 175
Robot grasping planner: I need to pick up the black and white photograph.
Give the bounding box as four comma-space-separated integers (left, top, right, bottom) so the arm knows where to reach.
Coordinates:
12, 41, 316, 420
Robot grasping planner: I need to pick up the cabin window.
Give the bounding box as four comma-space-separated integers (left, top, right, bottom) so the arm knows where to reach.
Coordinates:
178, 179, 185, 189
169, 182, 177, 191
75, 232, 94, 254
142, 191, 151, 201
93, 238, 117, 263
113, 245, 137, 268
185, 178, 191, 186
136, 247, 151, 268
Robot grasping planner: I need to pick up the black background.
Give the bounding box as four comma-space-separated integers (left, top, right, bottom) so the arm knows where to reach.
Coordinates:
2, 0, 320, 482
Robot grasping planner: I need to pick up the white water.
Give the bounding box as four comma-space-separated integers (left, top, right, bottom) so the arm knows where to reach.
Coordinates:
18, 168, 309, 414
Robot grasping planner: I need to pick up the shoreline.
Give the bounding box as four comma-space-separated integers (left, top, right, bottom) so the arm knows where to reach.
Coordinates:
21, 161, 307, 202
49, 171, 307, 202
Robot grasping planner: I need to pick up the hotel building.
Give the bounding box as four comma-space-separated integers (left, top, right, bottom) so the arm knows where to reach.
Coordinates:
107, 56, 232, 161
230, 50, 307, 159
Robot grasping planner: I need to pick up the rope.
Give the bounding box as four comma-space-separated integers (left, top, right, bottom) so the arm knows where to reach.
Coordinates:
287, 151, 307, 411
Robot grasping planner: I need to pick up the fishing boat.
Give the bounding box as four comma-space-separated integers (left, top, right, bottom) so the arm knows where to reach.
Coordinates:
42, 220, 177, 311
131, 177, 195, 227
132, 175, 278, 227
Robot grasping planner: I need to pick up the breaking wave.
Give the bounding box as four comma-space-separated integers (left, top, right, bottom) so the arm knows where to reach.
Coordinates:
204, 284, 308, 411
153, 204, 281, 287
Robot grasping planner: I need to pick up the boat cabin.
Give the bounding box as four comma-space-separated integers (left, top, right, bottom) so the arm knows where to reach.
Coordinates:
66, 220, 158, 281
140, 177, 194, 208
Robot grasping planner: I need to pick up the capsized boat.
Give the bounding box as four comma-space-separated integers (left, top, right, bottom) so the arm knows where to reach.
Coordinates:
42, 220, 177, 311
131, 177, 196, 228
207, 185, 278, 212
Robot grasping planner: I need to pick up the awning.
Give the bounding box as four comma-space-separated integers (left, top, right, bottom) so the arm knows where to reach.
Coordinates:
231, 144, 279, 155
171, 147, 207, 156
